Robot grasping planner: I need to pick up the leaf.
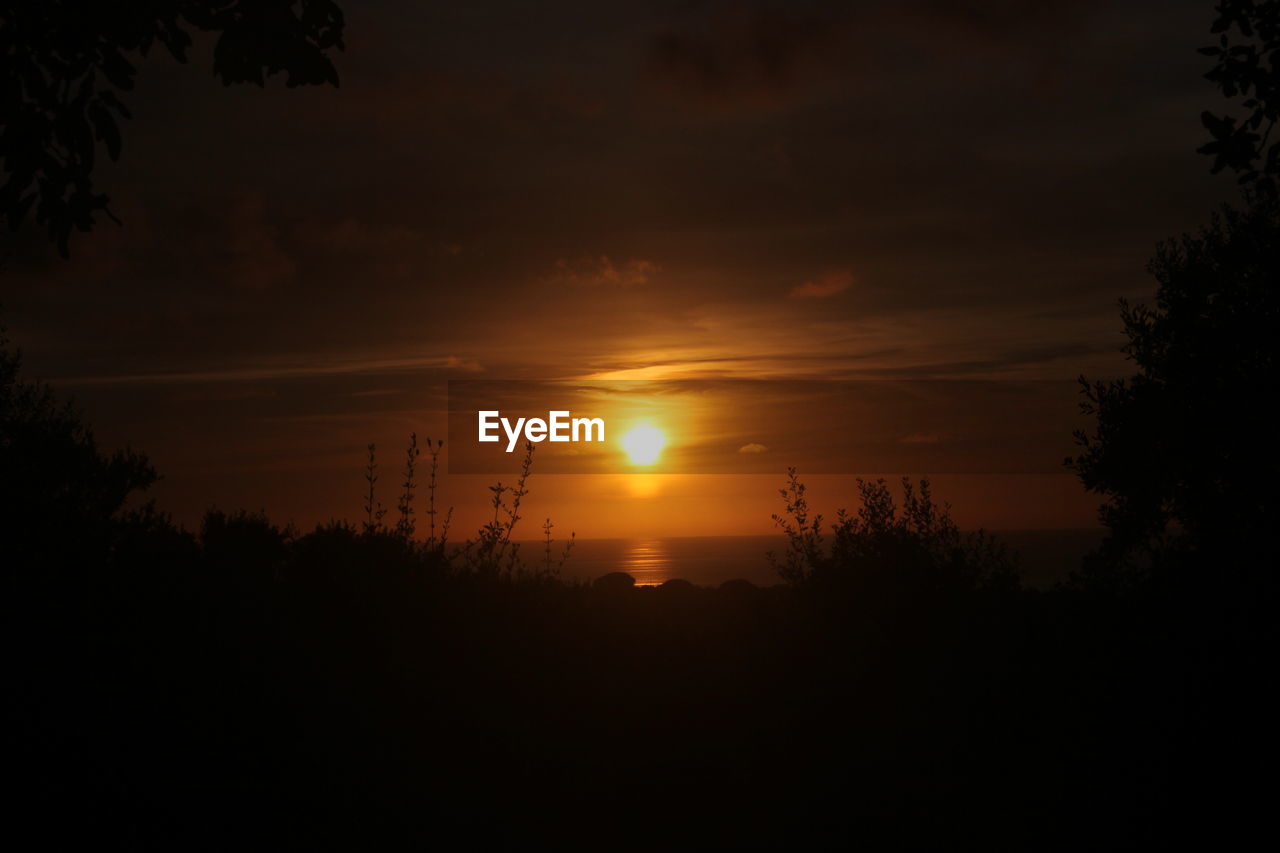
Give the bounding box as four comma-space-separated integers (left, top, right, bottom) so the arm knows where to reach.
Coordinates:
7, 192, 37, 230
100, 48, 137, 92
97, 90, 132, 120
88, 101, 122, 161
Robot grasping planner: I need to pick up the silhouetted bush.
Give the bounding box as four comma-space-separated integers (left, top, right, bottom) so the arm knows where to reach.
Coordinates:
202, 508, 290, 572
1, 329, 155, 575
769, 468, 1017, 602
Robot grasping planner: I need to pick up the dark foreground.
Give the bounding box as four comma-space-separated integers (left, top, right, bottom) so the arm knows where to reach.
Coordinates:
9, 520, 1275, 850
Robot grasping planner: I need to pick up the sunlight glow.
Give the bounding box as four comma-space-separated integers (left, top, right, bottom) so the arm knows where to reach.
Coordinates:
625, 474, 662, 498
620, 423, 666, 465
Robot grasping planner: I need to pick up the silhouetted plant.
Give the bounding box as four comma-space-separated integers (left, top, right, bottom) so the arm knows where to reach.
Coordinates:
421, 436, 450, 550
0, 0, 346, 256
362, 442, 386, 535
768, 467, 825, 585
288, 518, 364, 583
341, 434, 575, 580
463, 441, 534, 578
770, 470, 1016, 596
201, 507, 291, 579
1, 327, 155, 570
540, 517, 576, 580
395, 432, 419, 540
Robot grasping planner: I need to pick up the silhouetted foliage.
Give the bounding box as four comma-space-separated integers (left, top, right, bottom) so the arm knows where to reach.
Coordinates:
459, 440, 535, 578
1069, 204, 1280, 583
540, 515, 574, 577
1, 327, 154, 570
770, 468, 1017, 599
361, 441, 385, 534
1071, 3, 1280, 584
202, 507, 290, 574
2, 333, 1266, 847
1199, 0, 1280, 197
0, 0, 345, 256
395, 431, 419, 539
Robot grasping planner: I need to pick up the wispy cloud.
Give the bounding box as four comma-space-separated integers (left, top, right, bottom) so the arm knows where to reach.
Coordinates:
790, 269, 853, 299
55, 355, 481, 386
549, 255, 659, 287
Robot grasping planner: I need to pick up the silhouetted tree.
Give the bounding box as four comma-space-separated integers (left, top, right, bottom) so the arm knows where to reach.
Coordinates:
1070, 4, 1280, 584
1069, 205, 1279, 580
0, 0, 345, 256
0, 328, 155, 570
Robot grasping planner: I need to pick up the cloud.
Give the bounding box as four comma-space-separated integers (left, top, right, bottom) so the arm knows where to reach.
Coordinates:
646, 7, 843, 110
325, 218, 461, 259
918, 0, 1107, 42
350, 388, 404, 397
227, 191, 296, 290
738, 442, 768, 454
296, 217, 464, 280
550, 255, 659, 287
54, 354, 482, 386
790, 269, 853, 299
899, 432, 947, 444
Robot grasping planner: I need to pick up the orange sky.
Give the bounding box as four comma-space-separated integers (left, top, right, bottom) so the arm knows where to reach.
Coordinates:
73, 372, 1102, 538
1, 0, 1233, 538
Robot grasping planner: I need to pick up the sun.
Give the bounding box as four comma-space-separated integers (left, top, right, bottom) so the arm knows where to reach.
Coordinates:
620, 423, 666, 465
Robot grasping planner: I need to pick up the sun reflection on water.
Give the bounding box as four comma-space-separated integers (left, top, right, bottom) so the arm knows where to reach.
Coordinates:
622, 539, 672, 587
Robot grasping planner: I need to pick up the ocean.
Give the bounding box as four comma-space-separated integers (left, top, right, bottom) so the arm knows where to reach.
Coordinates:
540, 530, 1106, 589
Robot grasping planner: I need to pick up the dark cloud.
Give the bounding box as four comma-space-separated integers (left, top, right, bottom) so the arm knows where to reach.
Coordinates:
646, 6, 843, 108
917, 0, 1107, 39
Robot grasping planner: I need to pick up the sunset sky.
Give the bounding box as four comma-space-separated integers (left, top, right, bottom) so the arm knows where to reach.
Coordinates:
1, 0, 1233, 537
